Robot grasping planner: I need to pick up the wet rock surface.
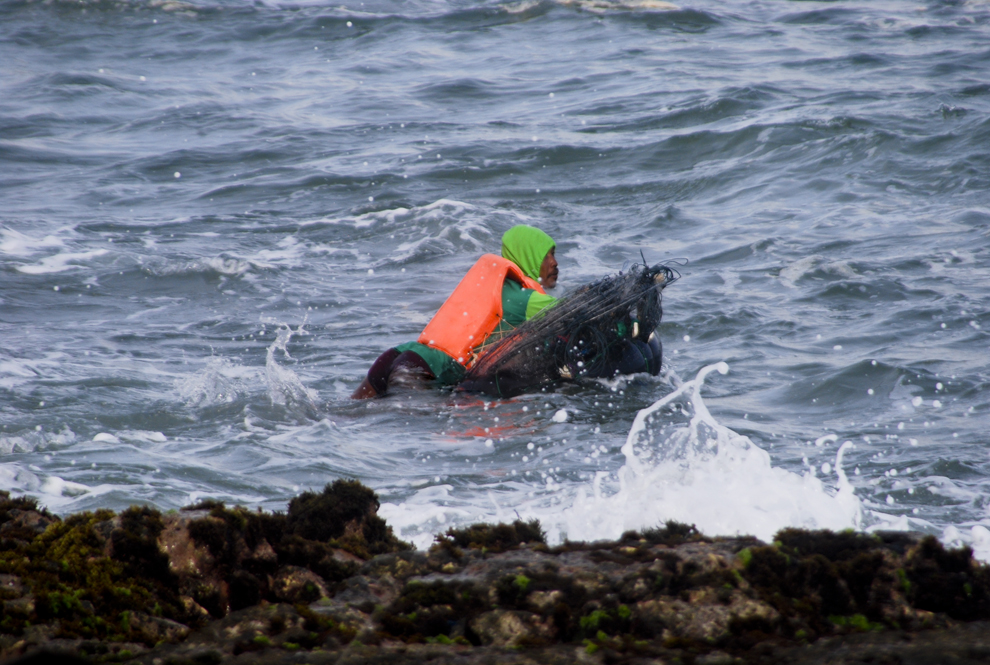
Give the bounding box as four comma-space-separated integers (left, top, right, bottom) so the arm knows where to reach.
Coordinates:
3, 487, 990, 664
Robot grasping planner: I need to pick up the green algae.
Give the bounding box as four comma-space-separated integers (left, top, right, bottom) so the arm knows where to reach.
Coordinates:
579, 605, 631, 638
7, 490, 990, 663
904, 535, 990, 620
186, 479, 409, 568
435, 519, 546, 554
828, 613, 884, 632
286, 480, 409, 559
379, 579, 489, 643
0, 494, 195, 645
180, 480, 411, 615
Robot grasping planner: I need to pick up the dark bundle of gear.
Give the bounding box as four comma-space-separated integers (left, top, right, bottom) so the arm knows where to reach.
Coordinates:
458, 262, 680, 397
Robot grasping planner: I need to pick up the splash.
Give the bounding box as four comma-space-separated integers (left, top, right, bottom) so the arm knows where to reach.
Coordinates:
551, 363, 864, 543
176, 357, 244, 407
265, 322, 318, 412
381, 363, 867, 549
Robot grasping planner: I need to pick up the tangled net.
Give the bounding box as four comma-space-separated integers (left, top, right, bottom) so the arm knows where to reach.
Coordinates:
459, 261, 681, 397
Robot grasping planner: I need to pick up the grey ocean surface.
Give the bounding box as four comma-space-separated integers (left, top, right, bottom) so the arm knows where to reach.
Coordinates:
1, 0, 989, 550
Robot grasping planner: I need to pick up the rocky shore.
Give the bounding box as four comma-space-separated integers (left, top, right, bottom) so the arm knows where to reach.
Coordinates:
2, 482, 990, 665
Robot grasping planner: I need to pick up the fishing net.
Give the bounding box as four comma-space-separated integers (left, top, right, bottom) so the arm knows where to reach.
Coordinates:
459, 262, 681, 397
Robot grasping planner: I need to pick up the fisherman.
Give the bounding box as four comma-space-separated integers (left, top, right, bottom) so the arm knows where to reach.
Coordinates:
351, 224, 560, 398
351, 224, 661, 399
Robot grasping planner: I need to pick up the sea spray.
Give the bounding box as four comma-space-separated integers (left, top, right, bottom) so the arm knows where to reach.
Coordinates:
265, 322, 318, 413
550, 363, 864, 543
381, 363, 866, 548
176, 356, 243, 407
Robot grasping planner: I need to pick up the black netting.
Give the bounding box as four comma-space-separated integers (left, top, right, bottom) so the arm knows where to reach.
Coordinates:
458, 262, 680, 397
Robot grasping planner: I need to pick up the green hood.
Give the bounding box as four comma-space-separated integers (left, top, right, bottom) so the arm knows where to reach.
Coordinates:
501, 225, 556, 282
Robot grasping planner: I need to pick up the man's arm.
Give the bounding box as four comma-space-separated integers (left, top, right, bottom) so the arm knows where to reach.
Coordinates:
524, 291, 557, 320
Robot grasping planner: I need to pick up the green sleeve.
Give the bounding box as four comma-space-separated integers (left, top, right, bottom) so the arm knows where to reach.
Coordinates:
525, 291, 557, 320
499, 280, 558, 333
393, 341, 466, 386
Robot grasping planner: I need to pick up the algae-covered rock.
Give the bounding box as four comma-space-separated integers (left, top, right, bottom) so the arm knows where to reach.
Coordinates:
736, 528, 988, 641
272, 565, 329, 604
0, 481, 410, 661
0, 496, 197, 653
286, 480, 408, 557
6, 489, 990, 665
470, 609, 557, 647
436, 519, 546, 554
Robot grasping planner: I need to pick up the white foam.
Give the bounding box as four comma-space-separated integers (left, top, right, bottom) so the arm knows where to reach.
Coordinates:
16, 249, 108, 274
145, 256, 255, 278
382, 363, 866, 549
779, 255, 857, 287
970, 526, 990, 562
555, 0, 679, 13
176, 357, 247, 407
308, 199, 477, 230
0, 464, 42, 493
41, 475, 91, 497
547, 364, 863, 543
0, 227, 66, 256
118, 430, 168, 443
265, 323, 318, 410
0, 427, 77, 454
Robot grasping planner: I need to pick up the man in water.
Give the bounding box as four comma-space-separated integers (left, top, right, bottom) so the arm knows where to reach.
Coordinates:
352, 224, 560, 398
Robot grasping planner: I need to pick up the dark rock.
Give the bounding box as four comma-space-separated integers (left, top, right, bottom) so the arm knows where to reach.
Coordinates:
470, 609, 556, 646
437, 519, 546, 554
285, 480, 410, 558
4, 486, 990, 664
272, 565, 329, 604
0, 574, 25, 598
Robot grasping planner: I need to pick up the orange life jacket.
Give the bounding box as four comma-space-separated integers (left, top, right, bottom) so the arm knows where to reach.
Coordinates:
418, 254, 546, 368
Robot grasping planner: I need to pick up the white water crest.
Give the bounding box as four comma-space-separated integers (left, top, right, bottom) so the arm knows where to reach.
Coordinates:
382, 363, 867, 549
265, 322, 319, 411
551, 363, 864, 543
176, 356, 245, 407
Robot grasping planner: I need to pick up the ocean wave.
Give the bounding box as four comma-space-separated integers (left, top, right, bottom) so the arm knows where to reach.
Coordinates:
143, 256, 255, 277
176, 357, 250, 407
0, 427, 77, 455
303, 199, 530, 268
13, 249, 108, 275
0, 227, 68, 257
380, 363, 869, 549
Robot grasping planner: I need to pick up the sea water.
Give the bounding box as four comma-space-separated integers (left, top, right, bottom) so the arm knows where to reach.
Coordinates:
1, 0, 989, 558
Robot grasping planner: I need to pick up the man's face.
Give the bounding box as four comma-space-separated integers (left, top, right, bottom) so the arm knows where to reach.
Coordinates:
539, 248, 558, 289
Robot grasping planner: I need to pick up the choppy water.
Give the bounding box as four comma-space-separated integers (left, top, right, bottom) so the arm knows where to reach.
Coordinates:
2, 0, 989, 556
